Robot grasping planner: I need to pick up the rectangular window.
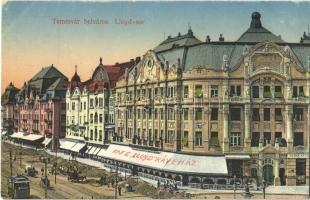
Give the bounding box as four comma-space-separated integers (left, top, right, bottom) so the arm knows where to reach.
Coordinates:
168, 130, 174, 144
275, 108, 283, 121
99, 114, 103, 123
72, 102, 75, 110
195, 85, 203, 97
274, 86, 283, 98
275, 132, 282, 144
183, 86, 189, 98
183, 108, 189, 120
195, 108, 202, 120
160, 108, 164, 120
90, 99, 94, 108
230, 85, 236, 97
293, 86, 298, 97
230, 132, 241, 146
210, 85, 218, 98
263, 132, 271, 146
294, 132, 304, 146
236, 86, 241, 96
99, 98, 103, 107
168, 108, 174, 120
263, 86, 271, 98
251, 132, 260, 147
183, 131, 189, 147
195, 131, 202, 146
230, 108, 241, 121
293, 107, 304, 121
299, 86, 304, 97
211, 108, 218, 120
252, 108, 260, 121
252, 86, 259, 98
264, 108, 270, 121
84, 102, 86, 110
154, 108, 158, 119
210, 132, 219, 146
90, 114, 93, 123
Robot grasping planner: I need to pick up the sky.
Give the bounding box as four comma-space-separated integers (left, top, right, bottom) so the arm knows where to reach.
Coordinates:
2, 1, 310, 92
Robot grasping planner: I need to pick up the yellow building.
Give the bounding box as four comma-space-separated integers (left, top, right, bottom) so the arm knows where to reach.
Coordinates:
114, 12, 310, 187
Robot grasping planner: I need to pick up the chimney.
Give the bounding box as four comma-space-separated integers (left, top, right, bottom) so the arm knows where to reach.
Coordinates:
219, 34, 225, 42
135, 56, 141, 63
206, 35, 211, 43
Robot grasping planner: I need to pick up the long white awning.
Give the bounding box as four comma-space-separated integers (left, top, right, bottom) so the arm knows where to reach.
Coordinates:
85, 146, 93, 154
22, 134, 43, 141
88, 147, 98, 155
10, 132, 24, 138
225, 154, 251, 160
59, 140, 76, 150
10, 132, 43, 141
71, 143, 86, 153
99, 144, 228, 175
42, 138, 52, 146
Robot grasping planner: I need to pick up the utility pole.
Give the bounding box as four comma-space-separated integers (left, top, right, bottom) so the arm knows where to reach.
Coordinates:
9, 149, 13, 177
54, 138, 57, 184
233, 175, 236, 199
114, 162, 118, 199
20, 142, 22, 168
45, 157, 48, 199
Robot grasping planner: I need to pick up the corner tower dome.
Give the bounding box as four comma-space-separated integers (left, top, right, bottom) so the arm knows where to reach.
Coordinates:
237, 12, 285, 43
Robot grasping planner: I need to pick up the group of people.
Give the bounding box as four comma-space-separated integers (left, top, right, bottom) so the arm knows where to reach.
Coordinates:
157, 180, 178, 192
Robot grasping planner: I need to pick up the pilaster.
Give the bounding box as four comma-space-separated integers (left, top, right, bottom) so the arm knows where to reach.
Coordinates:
285, 105, 293, 151
222, 104, 229, 153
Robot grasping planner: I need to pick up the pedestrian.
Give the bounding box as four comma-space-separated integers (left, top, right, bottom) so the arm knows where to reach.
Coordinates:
118, 186, 122, 196
157, 180, 160, 189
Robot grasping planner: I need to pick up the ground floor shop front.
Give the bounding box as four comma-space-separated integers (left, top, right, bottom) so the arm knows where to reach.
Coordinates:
226, 146, 310, 187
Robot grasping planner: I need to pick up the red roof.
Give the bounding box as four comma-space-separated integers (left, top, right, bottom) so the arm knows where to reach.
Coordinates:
67, 58, 137, 92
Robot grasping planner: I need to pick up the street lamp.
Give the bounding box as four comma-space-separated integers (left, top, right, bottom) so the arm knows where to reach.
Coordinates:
233, 175, 236, 199
262, 179, 266, 199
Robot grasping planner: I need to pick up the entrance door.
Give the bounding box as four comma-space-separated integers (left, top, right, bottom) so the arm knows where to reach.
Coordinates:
279, 168, 286, 185
263, 165, 274, 185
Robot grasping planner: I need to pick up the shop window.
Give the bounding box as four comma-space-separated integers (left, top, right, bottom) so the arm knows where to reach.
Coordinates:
230, 108, 241, 121
183, 131, 189, 147
263, 132, 271, 146
294, 132, 304, 146
293, 107, 304, 121
264, 108, 270, 121
195, 131, 202, 146
252, 108, 260, 121
252, 86, 259, 98
195, 85, 202, 98
230, 132, 241, 146
296, 159, 306, 176
263, 86, 271, 98
183, 86, 189, 98
210, 85, 218, 98
251, 132, 260, 147
275, 108, 283, 121
274, 86, 283, 98
211, 108, 218, 120
195, 108, 202, 120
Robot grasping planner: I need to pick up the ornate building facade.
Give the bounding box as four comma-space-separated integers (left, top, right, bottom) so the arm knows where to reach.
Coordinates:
65, 58, 137, 146
114, 12, 310, 186
1, 82, 20, 135
15, 65, 68, 149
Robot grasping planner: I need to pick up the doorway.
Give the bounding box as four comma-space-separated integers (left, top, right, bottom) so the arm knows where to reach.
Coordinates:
279, 168, 286, 185
263, 165, 274, 185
